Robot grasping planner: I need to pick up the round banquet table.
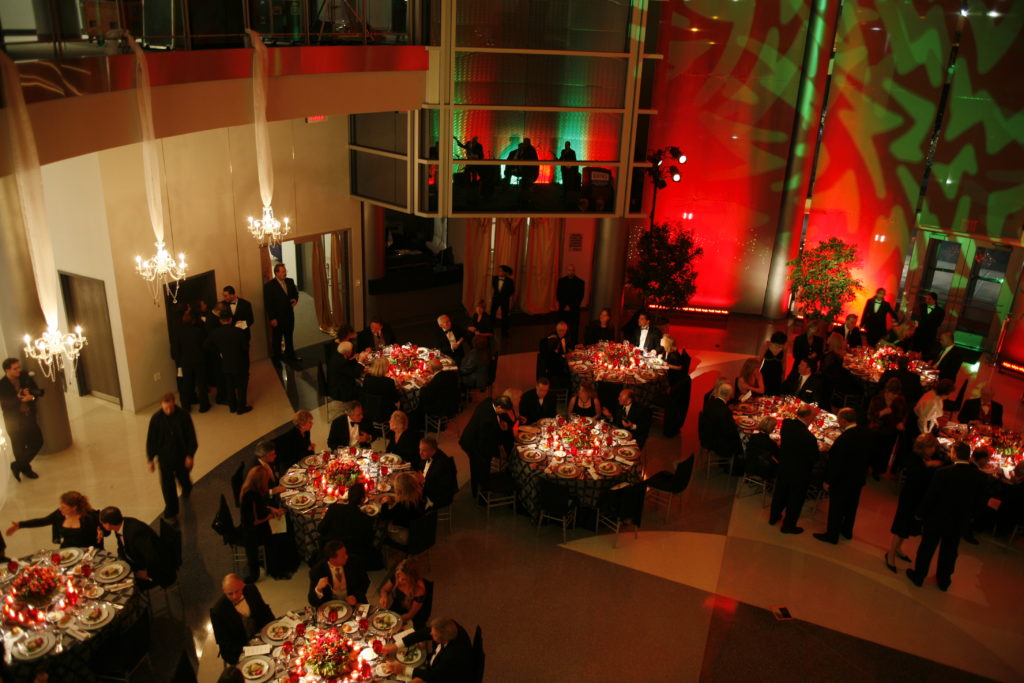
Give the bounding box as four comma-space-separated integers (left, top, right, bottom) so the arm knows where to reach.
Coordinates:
510, 416, 642, 520
236, 603, 429, 682
565, 341, 668, 408
0, 548, 143, 683
280, 448, 409, 562
730, 397, 838, 483
937, 422, 1024, 485
842, 346, 937, 389
359, 344, 457, 413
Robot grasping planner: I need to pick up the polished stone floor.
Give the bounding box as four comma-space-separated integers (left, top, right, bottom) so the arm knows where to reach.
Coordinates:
2, 313, 1022, 682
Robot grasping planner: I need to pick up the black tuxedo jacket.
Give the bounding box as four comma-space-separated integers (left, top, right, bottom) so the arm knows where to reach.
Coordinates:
556, 275, 585, 311
327, 415, 372, 450
145, 406, 198, 464
327, 355, 364, 402
628, 325, 663, 352
914, 303, 944, 346
614, 402, 651, 448
118, 517, 173, 587
831, 324, 863, 349
274, 426, 312, 471
307, 558, 370, 607
318, 502, 376, 559
355, 325, 396, 353
935, 345, 964, 383
434, 325, 467, 363
519, 389, 557, 424
784, 373, 823, 407
957, 398, 1003, 427
918, 461, 986, 533
823, 424, 872, 492
221, 298, 255, 338
404, 623, 474, 683
862, 298, 896, 342
263, 277, 298, 323
419, 370, 461, 417
491, 276, 515, 304
778, 418, 819, 482
172, 321, 207, 367
0, 374, 43, 426
206, 324, 250, 374
459, 400, 503, 460
702, 397, 741, 457
423, 450, 458, 508
210, 583, 274, 664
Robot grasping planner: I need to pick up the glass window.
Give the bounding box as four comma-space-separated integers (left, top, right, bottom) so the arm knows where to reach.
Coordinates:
351, 150, 407, 208
456, 0, 630, 52
419, 110, 441, 160
351, 112, 408, 154
450, 110, 622, 164
454, 53, 627, 108
451, 165, 616, 214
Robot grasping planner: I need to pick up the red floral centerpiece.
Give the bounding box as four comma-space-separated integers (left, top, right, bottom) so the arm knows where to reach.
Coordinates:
322, 458, 364, 494
3, 563, 77, 626
300, 628, 360, 679
363, 344, 450, 385
566, 341, 666, 384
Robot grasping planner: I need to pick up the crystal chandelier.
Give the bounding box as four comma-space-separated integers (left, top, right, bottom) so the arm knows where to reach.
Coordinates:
23, 325, 87, 382
247, 205, 291, 246
135, 241, 188, 301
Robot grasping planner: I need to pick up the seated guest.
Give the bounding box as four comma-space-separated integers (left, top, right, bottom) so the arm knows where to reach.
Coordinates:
387, 410, 423, 470
386, 616, 474, 682
98, 506, 173, 588
274, 410, 316, 471
915, 379, 956, 435
880, 320, 916, 351
735, 357, 765, 402
538, 322, 573, 388
363, 357, 400, 406
210, 574, 275, 666
569, 381, 601, 419
378, 558, 433, 631
584, 308, 616, 345
327, 341, 365, 402
6, 491, 101, 549
308, 540, 369, 607
744, 417, 780, 481
356, 317, 395, 353
459, 334, 492, 391
702, 383, 743, 470
834, 314, 864, 349
419, 359, 461, 422
703, 377, 729, 407
519, 378, 557, 424
628, 311, 662, 352
328, 401, 374, 450
602, 389, 651, 448
934, 332, 963, 384
783, 359, 823, 406
662, 335, 692, 438
318, 483, 380, 569
381, 472, 427, 545
420, 436, 458, 509
237, 466, 283, 583
958, 385, 1003, 427
820, 332, 858, 404
465, 299, 494, 342
761, 332, 787, 397
434, 315, 466, 364
253, 440, 286, 494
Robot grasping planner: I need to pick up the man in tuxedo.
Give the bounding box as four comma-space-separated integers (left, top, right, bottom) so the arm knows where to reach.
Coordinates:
700, 383, 742, 471
814, 408, 873, 544
263, 263, 300, 363
862, 288, 896, 346
99, 506, 173, 589
434, 315, 466, 364
210, 574, 275, 665
913, 291, 945, 357
769, 405, 820, 534
307, 540, 369, 607
327, 341, 364, 402
556, 264, 585, 340
327, 402, 373, 450
460, 396, 512, 499
783, 359, 823, 407
934, 332, 963, 384
602, 389, 652, 448
519, 378, 557, 424
958, 386, 1003, 427
146, 392, 197, 522
0, 358, 44, 481
907, 442, 986, 591
206, 313, 252, 414
628, 312, 663, 352
419, 359, 460, 423
386, 616, 474, 682
421, 436, 458, 508
538, 322, 573, 390
173, 311, 210, 413
317, 483, 380, 568
834, 314, 863, 349
490, 265, 515, 334
356, 317, 396, 354
221, 285, 254, 341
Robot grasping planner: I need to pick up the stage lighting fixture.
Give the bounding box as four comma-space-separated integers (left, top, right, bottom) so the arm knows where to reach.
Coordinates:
669, 146, 687, 164
670, 167, 681, 182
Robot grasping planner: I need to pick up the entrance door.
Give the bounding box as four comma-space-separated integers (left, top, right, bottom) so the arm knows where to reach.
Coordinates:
59, 273, 121, 405
164, 270, 218, 356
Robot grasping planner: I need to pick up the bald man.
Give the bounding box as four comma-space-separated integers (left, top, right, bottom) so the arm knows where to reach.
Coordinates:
210, 574, 275, 665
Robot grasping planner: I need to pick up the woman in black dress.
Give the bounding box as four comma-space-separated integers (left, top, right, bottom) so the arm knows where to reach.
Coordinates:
239, 466, 283, 582
569, 381, 601, 419
274, 410, 316, 472
380, 472, 427, 546
584, 308, 616, 345
465, 299, 494, 345
660, 335, 692, 437
867, 378, 907, 478
761, 331, 787, 396
378, 558, 434, 630
884, 434, 945, 572
788, 321, 824, 382
6, 491, 101, 549
386, 410, 423, 470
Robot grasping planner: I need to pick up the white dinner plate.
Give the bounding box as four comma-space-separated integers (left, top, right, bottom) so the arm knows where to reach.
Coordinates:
238, 654, 275, 682
94, 560, 130, 584
12, 631, 56, 661
76, 601, 114, 630
317, 600, 353, 624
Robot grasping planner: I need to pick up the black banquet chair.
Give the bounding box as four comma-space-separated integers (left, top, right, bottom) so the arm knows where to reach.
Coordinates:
595, 482, 646, 548
536, 479, 577, 541
644, 454, 694, 520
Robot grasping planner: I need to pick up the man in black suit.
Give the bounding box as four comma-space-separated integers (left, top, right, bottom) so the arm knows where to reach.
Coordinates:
317, 483, 380, 568
628, 311, 663, 353
434, 315, 466, 364
99, 506, 173, 589
934, 332, 963, 384
418, 359, 460, 423
519, 378, 557, 424
602, 389, 652, 449
814, 408, 872, 544
490, 265, 515, 334
327, 341, 364, 402
146, 392, 197, 522
173, 311, 210, 413
907, 442, 986, 591
386, 616, 474, 681
460, 396, 512, 498
206, 313, 252, 414
556, 264, 585, 340
862, 288, 896, 346
421, 436, 458, 508
958, 386, 1003, 427
769, 406, 820, 534
0, 358, 44, 481
700, 383, 742, 471
308, 540, 369, 607
783, 359, 823, 407
537, 322, 573, 390
221, 285, 255, 341
327, 402, 373, 450
263, 263, 300, 363
912, 291, 944, 357
210, 574, 275, 665
355, 317, 396, 354
833, 314, 863, 349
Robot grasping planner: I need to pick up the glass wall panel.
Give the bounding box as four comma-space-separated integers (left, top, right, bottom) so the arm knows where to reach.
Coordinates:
351, 150, 407, 208
419, 110, 441, 160
351, 112, 408, 154
451, 165, 617, 214
454, 53, 627, 108
456, 0, 630, 52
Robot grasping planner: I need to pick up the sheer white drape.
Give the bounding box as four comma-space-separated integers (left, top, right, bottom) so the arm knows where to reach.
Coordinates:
245, 29, 274, 210
126, 35, 166, 247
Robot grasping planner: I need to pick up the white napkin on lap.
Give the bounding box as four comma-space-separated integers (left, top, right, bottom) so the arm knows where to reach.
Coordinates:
235, 320, 248, 330
243, 644, 272, 657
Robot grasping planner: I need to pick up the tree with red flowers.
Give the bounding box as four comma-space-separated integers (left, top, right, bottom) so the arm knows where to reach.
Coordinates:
787, 237, 862, 321
626, 222, 702, 309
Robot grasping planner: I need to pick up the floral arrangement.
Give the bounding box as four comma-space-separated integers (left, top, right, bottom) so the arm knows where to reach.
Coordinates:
323, 458, 363, 491
302, 628, 360, 678
363, 344, 453, 384
541, 416, 617, 456
567, 341, 666, 384
10, 565, 59, 605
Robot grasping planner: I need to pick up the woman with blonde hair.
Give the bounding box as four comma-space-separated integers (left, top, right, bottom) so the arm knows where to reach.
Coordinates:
735, 357, 765, 402
386, 410, 422, 470
275, 409, 315, 471
661, 335, 692, 436
381, 471, 426, 545
569, 381, 601, 419
378, 557, 434, 629
6, 491, 101, 549
363, 357, 400, 416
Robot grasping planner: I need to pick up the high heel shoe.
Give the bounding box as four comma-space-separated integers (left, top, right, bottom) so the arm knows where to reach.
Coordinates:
884, 553, 897, 573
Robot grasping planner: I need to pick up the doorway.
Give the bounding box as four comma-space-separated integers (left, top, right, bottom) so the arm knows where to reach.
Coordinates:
163, 270, 218, 354
59, 273, 121, 405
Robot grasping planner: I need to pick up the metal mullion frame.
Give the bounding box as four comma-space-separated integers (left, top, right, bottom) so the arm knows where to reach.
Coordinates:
451, 104, 626, 114
407, 108, 416, 214
349, 144, 409, 162
443, 0, 457, 218
617, 0, 649, 221
452, 46, 631, 60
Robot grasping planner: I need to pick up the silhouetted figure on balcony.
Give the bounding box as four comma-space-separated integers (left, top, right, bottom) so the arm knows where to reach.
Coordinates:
518, 137, 539, 188
559, 141, 580, 192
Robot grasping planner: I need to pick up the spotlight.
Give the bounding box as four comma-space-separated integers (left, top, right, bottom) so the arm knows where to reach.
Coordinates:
669, 166, 681, 182
669, 146, 687, 164
656, 178, 667, 189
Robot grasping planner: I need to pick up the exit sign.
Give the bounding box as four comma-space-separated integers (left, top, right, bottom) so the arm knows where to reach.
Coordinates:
305, 115, 326, 123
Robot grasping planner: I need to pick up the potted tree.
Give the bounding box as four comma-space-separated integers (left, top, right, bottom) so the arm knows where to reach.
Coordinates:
787, 237, 863, 322
626, 222, 703, 313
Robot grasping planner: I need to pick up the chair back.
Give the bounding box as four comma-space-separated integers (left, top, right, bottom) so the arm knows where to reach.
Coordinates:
671, 455, 695, 493
361, 390, 392, 425
231, 461, 246, 508
537, 478, 574, 516
599, 482, 645, 526
472, 625, 485, 683
697, 411, 712, 450
158, 518, 183, 571
211, 494, 237, 543
406, 509, 438, 555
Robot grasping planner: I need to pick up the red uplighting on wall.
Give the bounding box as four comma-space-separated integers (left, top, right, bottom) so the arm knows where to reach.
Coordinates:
999, 361, 1024, 375
648, 303, 730, 316
305, 115, 326, 123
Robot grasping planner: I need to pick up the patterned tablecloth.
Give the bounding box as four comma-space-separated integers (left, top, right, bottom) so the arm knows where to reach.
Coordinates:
1, 548, 144, 683
359, 345, 457, 413
843, 346, 937, 388
510, 416, 642, 519
566, 342, 668, 408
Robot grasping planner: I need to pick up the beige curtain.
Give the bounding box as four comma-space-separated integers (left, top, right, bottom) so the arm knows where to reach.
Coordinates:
462, 218, 493, 313
330, 233, 347, 330
311, 235, 346, 334
521, 217, 562, 314
492, 217, 524, 313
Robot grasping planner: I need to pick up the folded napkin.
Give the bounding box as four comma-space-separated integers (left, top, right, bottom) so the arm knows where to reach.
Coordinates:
65, 627, 91, 641
587, 468, 600, 480
390, 463, 412, 472
243, 644, 272, 657
613, 457, 635, 467
278, 615, 301, 629
107, 580, 133, 592
269, 515, 288, 535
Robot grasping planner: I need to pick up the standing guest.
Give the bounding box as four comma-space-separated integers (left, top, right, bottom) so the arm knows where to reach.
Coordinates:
884, 434, 945, 572
880, 320, 917, 351
835, 314, 864, 348
238, 466, 283, 583
418, 359, 460, 425
906, 442, 986, 591
556, 264, 585, 340
769, 405, 820, 535
206, 313, 252, 415
584, 308, 616, 345
661, 335, 692, 437
328, 402, 374, 450
385, 617, 474, 682
518, 137, 540, 188
308, 540, 369, 607
380, 472, 427, 545
460, 396, 511, 499
434, 315, 466, 364
459, 335, 492, 391
603, 389, 652, 449
420, 436, 458, 509
173, 311, 210, 413
934, 332, 963, 384
814, 408, 873, 544
862, 287, 897, 346
198, 300, 226, 403
912, 291, 944, 357
744, 417, 781, 482
146, 392, 197, 522
220, 286, 254, 340
210, 574, 275, 666
761, 332, 787, 397
735, 357, 765, 402
465, 300, 494, 343
386, 410, 423, 470
628, 311, 663, 353
0, 358, 44, 481
519, 378, 557, 424
378, 558, 434, 630
958, 386, 1003, 427
356, 317, 395, 354
783, 359, 823, 407
318, 483, 380, 569
538, 322, 573, 392
915, 379, 956, 435
568, 381, 601, 419
263, 263, 300, 363
98, 506, 173, 588
878, 355, 923, 411
700, 383, 742, 472
327, 341, 364, 402
788, 320, 824, 381
558, 141, 581, 191
274, 410, 315, 472
490, 265, 515, 335
6, 491, 101, 549
866, 379, 908, 479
